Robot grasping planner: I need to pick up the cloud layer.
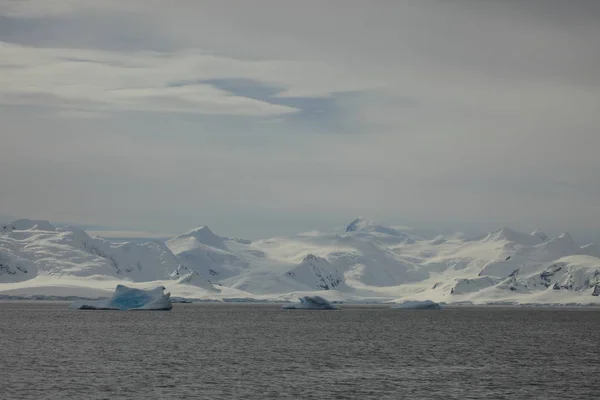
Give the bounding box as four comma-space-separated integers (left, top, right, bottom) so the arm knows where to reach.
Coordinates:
1, 0, 599, 241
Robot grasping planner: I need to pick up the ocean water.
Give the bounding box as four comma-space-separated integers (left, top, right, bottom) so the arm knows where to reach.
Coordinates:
1, 303, 599, 399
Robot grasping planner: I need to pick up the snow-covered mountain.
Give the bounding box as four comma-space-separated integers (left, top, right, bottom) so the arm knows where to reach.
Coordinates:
166, 226, 249, 279
1, 217, 599, 305
0, 219, 215, 291
285, 254, 348, 291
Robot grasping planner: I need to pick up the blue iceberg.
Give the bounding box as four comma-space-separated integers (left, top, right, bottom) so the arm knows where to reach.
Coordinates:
282, 296, 338, 310
391, 300, 442, 310
69, 285, 173, 310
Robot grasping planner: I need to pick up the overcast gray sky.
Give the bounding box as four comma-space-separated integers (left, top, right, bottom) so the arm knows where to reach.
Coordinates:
1, 0, 599, 241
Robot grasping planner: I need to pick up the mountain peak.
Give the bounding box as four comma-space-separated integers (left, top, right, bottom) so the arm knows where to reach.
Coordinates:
287, 254, 346, 291
301, 254, 329, 265
2, 219, 56, 232
344, 218, 418, 241
345, 217, 373, 233
581, 243, 600, 257
530, 229, 549, 241
557, 232, 574, 245
187, 225, 215, 236
485, 227, 543, 246
497, 227, 520, 237
173, 225, 227, 250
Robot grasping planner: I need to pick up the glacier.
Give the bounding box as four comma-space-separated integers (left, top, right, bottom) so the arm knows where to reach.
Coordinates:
284, 254, 348, 291
69, 285, 173, 310
282, 296, 338, 310
391, 300, 442, 310
0, 219, 216, 291
2, 217, 600, 306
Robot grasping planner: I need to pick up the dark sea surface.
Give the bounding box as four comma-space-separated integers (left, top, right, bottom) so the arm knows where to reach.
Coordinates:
1, 302, 599, 399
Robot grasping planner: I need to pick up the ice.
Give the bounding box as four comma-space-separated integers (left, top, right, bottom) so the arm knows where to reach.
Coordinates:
2, 219, 56, 232
3, 216, 600, 306
0, 219, 216, 290
451, 277, 499, 295
392, 300, 442, 310
282, 295, 338, 310
69, 285, 173, 310
284, 254, 348, 291
168, 226, 228, 251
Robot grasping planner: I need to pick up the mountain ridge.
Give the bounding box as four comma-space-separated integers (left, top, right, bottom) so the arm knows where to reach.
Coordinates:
1, 217, 599, 305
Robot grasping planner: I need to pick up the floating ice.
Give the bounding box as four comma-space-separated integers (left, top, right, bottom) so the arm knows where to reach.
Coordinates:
391, 300, 442, 310
69, 285, 173, 310
282, 295, 338, 310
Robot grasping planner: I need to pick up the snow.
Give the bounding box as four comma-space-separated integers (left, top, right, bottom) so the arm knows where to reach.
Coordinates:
2, 219, 56, 232
0, 219, 216, 290
284, 254, 348, 291
479, 232, 581, 278
345, 217, 419, 242
451, 277, 500, 295
581, 243, 600, 258
282, 296, 338, 310
2, 217, 600, 306
482, 228, 545, 247
0, 250, 37, 282
167, 228, 248, 280
391, 300, 442, 310
531, 229, 549, 242
168, 226, 228, 251
70, 285, 172, 310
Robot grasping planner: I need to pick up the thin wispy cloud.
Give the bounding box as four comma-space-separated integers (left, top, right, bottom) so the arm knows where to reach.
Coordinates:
0, 42, 302, 116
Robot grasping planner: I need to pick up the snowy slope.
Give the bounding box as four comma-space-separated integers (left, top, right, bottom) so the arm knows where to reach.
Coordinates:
165, 219, 600, 304
166, 226, 249, 279
0, 219, 215, 291
389, 227, 600, 303
1, 217, 599, 305
2, 219, 57, 232
284, 254, 349, 291
0, 249, 37, 283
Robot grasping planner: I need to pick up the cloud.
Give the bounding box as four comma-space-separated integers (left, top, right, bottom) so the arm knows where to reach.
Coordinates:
0, 0, 137, 18
0, 41, 303, 116
0, 0, 599, 241
48, 109, 111, 119
0, 0, 81, 18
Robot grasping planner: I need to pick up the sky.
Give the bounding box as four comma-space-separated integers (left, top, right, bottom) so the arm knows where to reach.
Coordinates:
1, 0, 599, 241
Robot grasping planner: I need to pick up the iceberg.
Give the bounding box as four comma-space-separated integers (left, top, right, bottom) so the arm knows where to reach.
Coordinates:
69, 285, 173, 310
282, 295, 338, 310
391, 300, 442, 310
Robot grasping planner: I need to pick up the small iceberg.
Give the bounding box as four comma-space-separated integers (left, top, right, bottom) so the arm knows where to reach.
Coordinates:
282, 296, 338, 310
391, 300, 442, 310
69, 285, 173, 310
